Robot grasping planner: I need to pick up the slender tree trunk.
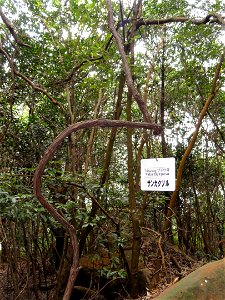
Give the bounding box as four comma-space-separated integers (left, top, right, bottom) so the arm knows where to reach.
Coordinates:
126, 2, 143, 296
10, 221, 20, 299
79, 71, 125, 255
0, 218, 8, 263
127, 87, 141, 296
160, 35, 167, 158
84, 88, 104, 173
163, 51, 224, 234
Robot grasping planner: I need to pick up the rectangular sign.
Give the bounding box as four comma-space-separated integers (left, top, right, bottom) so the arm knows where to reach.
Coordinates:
141, 157, 175, 191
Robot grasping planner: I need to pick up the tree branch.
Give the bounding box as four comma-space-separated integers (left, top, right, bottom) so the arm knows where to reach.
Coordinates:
163, 49, 225, 233
107, 0, 151, 123
68, 181, 118, 226
58, 55, 103, 84
33, 118, 161, 300
14, 69, 65, 111
34, 119, 162, 229
136, 13, 225, 29
0, 43, 64, 111
0, 8, 31, 48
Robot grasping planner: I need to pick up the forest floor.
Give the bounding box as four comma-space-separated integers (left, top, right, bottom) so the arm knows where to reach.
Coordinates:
140, 243, 203, 299
0, 261, 55, 300
0, 245, 203, 300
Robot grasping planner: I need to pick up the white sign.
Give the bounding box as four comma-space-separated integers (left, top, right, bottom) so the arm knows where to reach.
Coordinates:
141, 158, 175, 191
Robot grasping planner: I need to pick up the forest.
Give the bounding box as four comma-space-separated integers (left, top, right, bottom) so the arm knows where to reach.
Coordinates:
0, 0, 225, 299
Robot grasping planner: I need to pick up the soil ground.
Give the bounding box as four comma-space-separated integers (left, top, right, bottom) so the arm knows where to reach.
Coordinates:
0, 245, 203, 300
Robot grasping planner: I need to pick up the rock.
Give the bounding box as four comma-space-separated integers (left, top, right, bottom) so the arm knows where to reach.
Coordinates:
155, 258, 225, 300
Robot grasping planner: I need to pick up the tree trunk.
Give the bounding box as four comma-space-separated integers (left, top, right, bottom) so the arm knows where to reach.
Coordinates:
163, 52, 224, 234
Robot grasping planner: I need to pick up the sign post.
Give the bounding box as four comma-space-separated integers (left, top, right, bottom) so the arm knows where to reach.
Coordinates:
141, 158, 175, 191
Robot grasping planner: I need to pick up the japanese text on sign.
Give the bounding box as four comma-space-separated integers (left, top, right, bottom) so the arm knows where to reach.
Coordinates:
141, 158, 175, 191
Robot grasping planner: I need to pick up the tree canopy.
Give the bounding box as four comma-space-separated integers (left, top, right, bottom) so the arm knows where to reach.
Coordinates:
0, 0, 224, 299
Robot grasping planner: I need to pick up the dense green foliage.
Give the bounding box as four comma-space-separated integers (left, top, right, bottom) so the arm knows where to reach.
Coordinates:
0, 0, 224, 299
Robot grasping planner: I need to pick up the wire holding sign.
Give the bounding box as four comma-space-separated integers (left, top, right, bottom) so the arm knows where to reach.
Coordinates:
141, 158, 175, 191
